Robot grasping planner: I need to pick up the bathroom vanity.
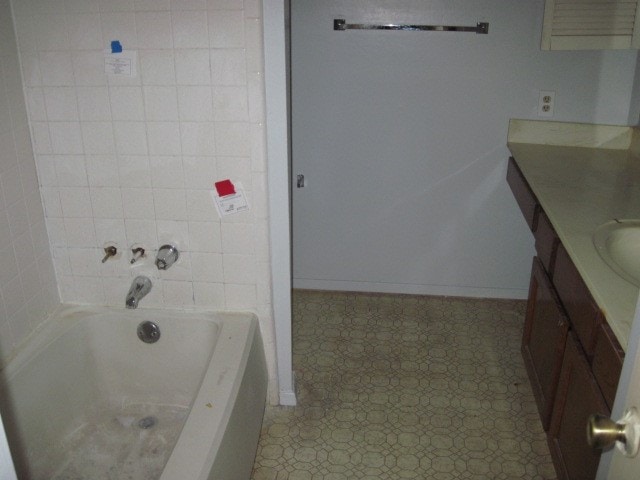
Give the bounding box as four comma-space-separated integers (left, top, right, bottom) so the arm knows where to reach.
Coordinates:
506, 120, 640, 480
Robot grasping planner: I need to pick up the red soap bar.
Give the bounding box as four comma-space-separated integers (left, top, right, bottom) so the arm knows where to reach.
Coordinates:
215, 179, 235, 197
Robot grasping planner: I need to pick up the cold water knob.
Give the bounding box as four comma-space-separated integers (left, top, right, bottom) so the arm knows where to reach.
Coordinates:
155, 244, 179, 270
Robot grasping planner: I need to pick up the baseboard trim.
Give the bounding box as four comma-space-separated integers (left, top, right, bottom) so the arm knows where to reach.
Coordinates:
292, 279, 528, 300
279, 389, 297, 406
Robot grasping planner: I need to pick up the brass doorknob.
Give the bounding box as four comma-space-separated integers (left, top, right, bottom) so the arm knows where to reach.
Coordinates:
587, 408, 640, 457
587, 414, 626, 450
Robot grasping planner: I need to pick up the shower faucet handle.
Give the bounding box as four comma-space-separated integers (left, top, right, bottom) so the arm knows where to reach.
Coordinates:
102, 245, 117, 263
130, 246, 145, 264
155, 244, 179, 270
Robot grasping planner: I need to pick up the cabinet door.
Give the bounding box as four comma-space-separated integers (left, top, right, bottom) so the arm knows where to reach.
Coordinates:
548, 332, 610, 480
522, 257, 569, 430
541, 0, 640, 50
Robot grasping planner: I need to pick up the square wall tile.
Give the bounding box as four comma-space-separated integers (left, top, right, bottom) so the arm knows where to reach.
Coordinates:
149, 156, 184, 188
209, 10, 244, 48
114, 122, 148, 155
175, 49, 211, 85
180, 122, 216, 156
212, 85, 248, 121
156, 219, 189, 249
214, 122, 250, 156
162, 279, 194, 306
122, 187, 154, 219
33, 15, 70, 51
153, 188, 187, 220
186, 189, 217, 221
136, 12, 173, 49
101, 13, 138, 49
224, 283, 256, 310
65, 0, 101, 14
147, 122, 181, 155
64, 217, 97, 247
67, 14, 103, 50
72, 52, 108, 86
118, 155, 152, 187
81, 122, 116, 155
86, 154, 120, 187
124, 218, 158, 246
172, 11, 209, 48
43, 87, 78, 121
193, 281, 224, 307
190, 251, 222, 282
59, 187, 93, 217
143, 86, 179, 121
139, 50, 176, 86
171, 0, 207, 9
223, 253, 256, 284
55, 155, 88, 187
110, 86, 145, 121
77, 87, 111, 121
39, 52, 75, 86
221, 222, 255, 254
178, 86, 213, 121
188, 221, 221, 252
90, 187, 124, 219
183, 155, 217, 189
49, 122, 84, 154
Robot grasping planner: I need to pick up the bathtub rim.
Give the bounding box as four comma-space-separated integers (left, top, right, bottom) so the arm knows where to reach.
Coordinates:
0, 304, 242, 379
159, 311, 262, 480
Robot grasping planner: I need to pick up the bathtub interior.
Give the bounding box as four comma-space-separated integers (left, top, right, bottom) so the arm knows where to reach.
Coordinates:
0, 308, 220, 479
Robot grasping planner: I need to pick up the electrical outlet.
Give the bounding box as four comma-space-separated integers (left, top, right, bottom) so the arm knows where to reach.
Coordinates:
538, 90, 555, 117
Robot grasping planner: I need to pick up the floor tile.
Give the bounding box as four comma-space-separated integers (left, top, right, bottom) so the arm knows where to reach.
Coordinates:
252, 290, 556, 480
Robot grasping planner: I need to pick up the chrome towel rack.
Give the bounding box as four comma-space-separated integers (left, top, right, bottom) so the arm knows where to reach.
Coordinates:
333, 18, 489, 34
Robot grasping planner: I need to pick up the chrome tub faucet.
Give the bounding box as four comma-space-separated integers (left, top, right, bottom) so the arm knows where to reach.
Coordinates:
126, 276, 152, 309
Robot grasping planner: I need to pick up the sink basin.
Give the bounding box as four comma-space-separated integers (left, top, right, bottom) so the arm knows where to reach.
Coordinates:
593, 220, 640, 287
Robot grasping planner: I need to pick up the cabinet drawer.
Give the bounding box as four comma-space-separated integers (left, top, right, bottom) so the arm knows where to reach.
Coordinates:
592, 323, 624, 410
553, 243, 603, 357
534, 211, 559, 275
507, 157, 539, 232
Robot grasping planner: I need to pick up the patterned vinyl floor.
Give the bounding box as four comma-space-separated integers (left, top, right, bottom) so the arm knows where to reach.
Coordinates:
251, 290, 556, 480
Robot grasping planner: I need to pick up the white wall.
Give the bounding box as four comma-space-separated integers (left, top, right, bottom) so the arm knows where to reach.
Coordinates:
10, 0, 280, 403
291, 0, 639, 298
0, 0, 58, 366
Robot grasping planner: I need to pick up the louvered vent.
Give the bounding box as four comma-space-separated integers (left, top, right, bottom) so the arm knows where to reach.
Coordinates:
541, 0, 640, 50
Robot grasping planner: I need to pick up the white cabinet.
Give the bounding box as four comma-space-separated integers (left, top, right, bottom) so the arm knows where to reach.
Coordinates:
542, 0, 640, 50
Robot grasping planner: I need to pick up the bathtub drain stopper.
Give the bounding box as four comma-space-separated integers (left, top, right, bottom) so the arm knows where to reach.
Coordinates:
138, 416, 157, 429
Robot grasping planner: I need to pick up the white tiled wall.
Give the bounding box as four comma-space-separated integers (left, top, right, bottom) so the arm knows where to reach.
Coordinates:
0, 0, 59, 365
9, 0, 277, 397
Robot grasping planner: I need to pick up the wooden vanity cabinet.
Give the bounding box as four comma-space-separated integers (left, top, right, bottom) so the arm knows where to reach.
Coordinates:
522, 257, 569, 430
548, 332, 609, 480
507, 157, 539, 231
506, 156, 625, 480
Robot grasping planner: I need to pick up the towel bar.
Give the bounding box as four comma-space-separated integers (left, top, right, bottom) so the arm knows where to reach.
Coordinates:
333, 18, 489, 34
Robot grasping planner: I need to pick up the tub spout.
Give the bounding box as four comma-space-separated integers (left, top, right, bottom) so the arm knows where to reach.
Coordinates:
126, 276, 152, 309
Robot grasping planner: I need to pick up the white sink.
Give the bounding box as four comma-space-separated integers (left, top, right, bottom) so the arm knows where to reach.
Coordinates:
593, 220, 640, 287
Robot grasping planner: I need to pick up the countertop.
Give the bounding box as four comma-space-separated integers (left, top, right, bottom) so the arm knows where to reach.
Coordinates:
507, 119, 640, 350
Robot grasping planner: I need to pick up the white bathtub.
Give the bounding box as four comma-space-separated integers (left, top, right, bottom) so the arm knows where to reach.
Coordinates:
0, 305, 267, 480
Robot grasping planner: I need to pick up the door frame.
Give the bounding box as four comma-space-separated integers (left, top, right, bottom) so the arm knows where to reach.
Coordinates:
264, 0, 296, 406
